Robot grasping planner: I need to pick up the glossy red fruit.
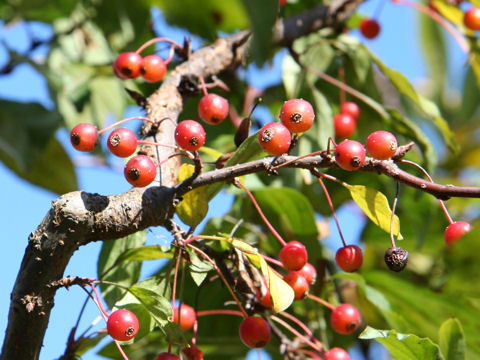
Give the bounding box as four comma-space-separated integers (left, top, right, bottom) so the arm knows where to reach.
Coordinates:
464, 7, 480, 30
124, 155, 156, 187
154, 353, 181, 360
107, 128, 138, 157
334, 113, 356, 139
140, 54, 167, 82
239, 316, 271, 348
291, 262, 316, 285
279, 241, 308, 271
70, 123, 98, 152
330, 304, 361, 335
107, 309, 139, 341
366, 130, 398, 160
335, 245, 363, 272
360, 19, 381, 39
198, 93, 229, 125
279, 98, 315, 133
173, 304, 197, 331
258, 122, 292, 156
283, 272, 310, 300
175, 120, 206, 151
113, 52, 143, 79
325, 347, 351, 360
445, 221, 472, 245
340, 101, 361, 121
335, 139, 366, 171
182, 345, 204, 360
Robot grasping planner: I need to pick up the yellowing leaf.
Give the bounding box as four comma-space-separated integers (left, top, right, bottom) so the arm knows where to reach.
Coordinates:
342, 184, 403, 240
176, 164, 208, 227
228, 239, 294, 313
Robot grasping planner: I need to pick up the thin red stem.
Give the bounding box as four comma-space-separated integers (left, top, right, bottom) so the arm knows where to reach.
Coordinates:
279, 312, 323, 350
197, 309, 244, 317
114, 341, 130, 360
135, 37, 182, 54
317, 177, 347, 247
392, 0, 468, 53
198, 75, 209, 97
306, 294, 335, 311
270, 315, 323, 352
98, 117, 155, 135
400, 159, 453, 224
90, 285, 110, 320
164, 44, 178, 65
390, 182, 400, 248
261, 254, 284, 268
186, 244, 248, 318
236, 181, 287, 246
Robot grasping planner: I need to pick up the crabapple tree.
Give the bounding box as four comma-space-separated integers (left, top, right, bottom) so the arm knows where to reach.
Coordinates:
2, 0, 480, 359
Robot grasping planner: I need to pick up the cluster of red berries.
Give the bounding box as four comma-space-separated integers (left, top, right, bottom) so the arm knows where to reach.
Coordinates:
464, 7, 480, 31
113, 52, 168, 82
334, 101, 361, 139
334, 129, 398, 171
258, 98, 315, 155
359, 18, 381, 39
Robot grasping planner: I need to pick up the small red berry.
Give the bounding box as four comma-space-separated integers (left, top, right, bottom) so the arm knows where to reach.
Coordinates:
107, 128, 138, 157
140, 54, 167, 82
279, 241, 308, 271
107, 309, 139, 342
464, 8, 480, 30
175, 120, 206, 151
279, 98, 315, 133
445, 221, 472, 245
291, 262, 316, 285
113, 52, 143, 79
335, 139, 366, 171
239, 316, 271, 348
124, 155, 156, 187
258, 122, 292, 156
283, 272, 310, 300
335, 245, 363, 272
340, 101, 361, 121
154, 353, 181, 360
334, 113, 356, 139
325, 347, 351, 360
173, 304, 197, 331
330, 304, 361, 335
366, 130, 398, 160
198, 93, 229, 125
182, 345, 204, 360
360, 19, 381, 39
279, 0, 287, 5
70, 123, 98, 152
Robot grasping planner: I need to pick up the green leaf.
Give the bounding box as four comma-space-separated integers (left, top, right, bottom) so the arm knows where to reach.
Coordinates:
369, 50, 456, 152
341, 183, 402, 239
188, 248, 214, 286
97, 231, 146, 308
282, 54, 305, 99
439, 318, 465, 360
0, 100, 77, 193
309, 85, 334, 149
227, 238, 294, 312
1, 0, 76, 22
418, 8, 447, 94
206, 131, 264, 199
360, 326, 444, 360
176, 164, 209, 227
241, 0, 277, 65
75, 333, 108, 357
155, 0, 248, 40
115, 245, 173, 265
127, 285, 173, 328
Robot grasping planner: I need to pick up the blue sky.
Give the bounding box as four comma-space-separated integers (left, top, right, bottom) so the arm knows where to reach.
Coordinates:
0, 2, 468, 359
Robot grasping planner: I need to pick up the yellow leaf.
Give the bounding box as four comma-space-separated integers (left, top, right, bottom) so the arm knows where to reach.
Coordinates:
176, 164, 208, 227
343, 184, 403, 240
228, 239, 294, 313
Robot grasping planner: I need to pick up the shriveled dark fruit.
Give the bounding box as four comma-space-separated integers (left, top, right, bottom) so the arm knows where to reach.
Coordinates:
384, 247, 409, 272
